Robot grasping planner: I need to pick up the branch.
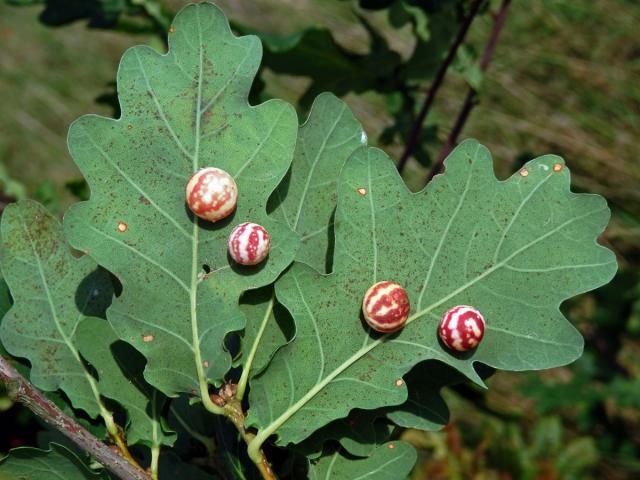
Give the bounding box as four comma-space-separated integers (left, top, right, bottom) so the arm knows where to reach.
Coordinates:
397, 0, 485, 173
426, 0, 512, 183
0, 355, 151, 480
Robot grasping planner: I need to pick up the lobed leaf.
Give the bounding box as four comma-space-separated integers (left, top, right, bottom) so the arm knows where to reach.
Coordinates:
63, 2, 299, 396
76, 318, 175, 447
307, 442, 417, 480
0, 200, 169, 446
298, 360, 460, 458
241, 94, 365, 385
240, 286, 292, 380
297, 410, 393, 459
0, 443, 108, 480
248, 140, 617, 445
269, 92, 367, 274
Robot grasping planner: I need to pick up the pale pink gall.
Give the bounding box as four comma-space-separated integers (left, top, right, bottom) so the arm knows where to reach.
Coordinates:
185, 167, 237, 222
228, 222, 270, 266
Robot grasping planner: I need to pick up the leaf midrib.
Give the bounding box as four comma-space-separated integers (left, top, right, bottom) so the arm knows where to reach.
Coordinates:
350, 448, 410, 480
254, 204, 607, 443
19, 215, 106, 418
189, 6, 209, 398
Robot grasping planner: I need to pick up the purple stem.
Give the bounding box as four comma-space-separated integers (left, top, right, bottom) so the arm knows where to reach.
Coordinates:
0, 355, 151, 480
426, 0, 512, 183
397, 0, 485, 173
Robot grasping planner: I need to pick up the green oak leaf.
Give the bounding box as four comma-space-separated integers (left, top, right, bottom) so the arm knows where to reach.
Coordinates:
63, 3, 299, 396
384, 360, 461, 431
240, 94, 365, 388
270, 93, 366, 274
248, 140, 617, 446
307, 442, 416, 480
0, 200, 169, 446
297, 360, 458, 458
0, 443, 108, 480
0, 199, 113, 417
240, 286, 293, 380
76, 318, 175, 447
297, 410, 393, 459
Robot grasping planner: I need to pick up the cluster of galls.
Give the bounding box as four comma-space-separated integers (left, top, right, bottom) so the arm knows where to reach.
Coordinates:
186, 167, 270, 266
362, 281, 485, 352
186, 167, 485, 352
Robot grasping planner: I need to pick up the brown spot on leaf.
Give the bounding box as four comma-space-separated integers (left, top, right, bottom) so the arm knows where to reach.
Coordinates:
127, 123, 133, 130
169, 25, 175, 33
395, 379, 404, 387
139, 196, 150, 205
387, 443, 395, 449
117, 221, 128, 233
519, 168, 529, 177
357, 188, 367, 196
553, 163, 563, 172
203, 360, 209, 368
142, 335, 154, 343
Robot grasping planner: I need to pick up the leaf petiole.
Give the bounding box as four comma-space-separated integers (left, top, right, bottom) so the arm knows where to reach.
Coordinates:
150, 444, 160, 480
237, 295, 275, 401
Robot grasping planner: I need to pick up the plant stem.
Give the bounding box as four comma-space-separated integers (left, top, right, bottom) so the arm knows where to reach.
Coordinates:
150, 445, 160, 480
397, 0, 485, 173
427, 0, 512, 183
150, 393, 161, 480
100, 406, 140, 467
237, 295, 275, 401
223, 400, 275, 480
0, 355, 151, 480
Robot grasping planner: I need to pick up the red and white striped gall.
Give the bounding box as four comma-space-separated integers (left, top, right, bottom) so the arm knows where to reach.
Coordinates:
228, 222, 270, 266
362, 281, 410, 333
439, 305, 485, 352
185, 167, 237, 222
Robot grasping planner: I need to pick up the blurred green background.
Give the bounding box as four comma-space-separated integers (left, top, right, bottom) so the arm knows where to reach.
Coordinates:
1, 0, 639, 479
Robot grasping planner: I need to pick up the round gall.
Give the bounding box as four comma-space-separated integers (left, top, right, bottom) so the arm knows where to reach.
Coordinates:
439, 305, 485, 352
228, 222, 270, 266
362, 281, 410, 333
186, 167, 237, 222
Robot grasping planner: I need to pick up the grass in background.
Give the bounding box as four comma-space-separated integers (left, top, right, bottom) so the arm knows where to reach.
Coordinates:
0, 5, 155, 210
